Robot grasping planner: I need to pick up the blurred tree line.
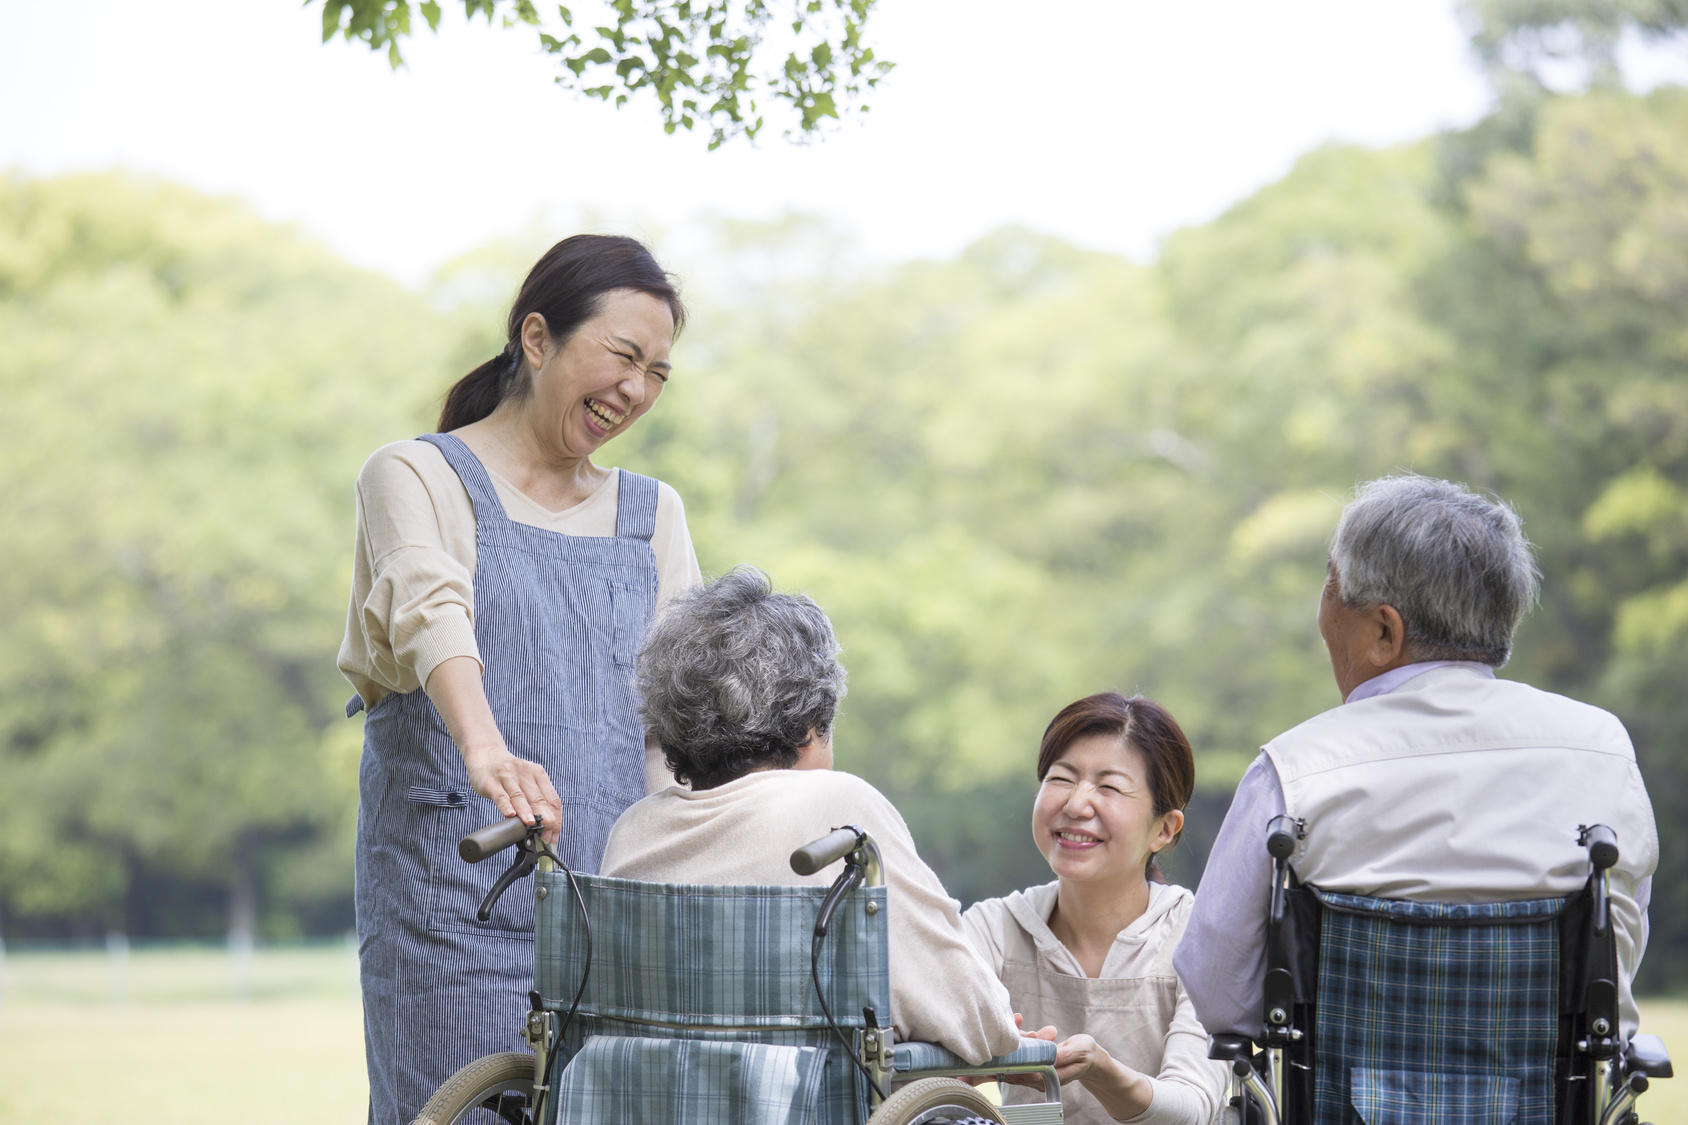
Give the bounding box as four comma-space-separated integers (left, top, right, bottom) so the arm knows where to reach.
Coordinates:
3, 86, 1686, 990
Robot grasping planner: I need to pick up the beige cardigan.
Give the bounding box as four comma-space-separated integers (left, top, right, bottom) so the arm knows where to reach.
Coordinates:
600, 769, 1026, 1065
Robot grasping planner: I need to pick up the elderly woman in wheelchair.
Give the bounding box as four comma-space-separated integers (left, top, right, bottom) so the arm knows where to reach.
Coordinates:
414, 567, 1065, 1124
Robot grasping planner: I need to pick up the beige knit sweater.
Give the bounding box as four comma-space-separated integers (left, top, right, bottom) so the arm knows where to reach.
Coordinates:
601, 769, 1026, 1065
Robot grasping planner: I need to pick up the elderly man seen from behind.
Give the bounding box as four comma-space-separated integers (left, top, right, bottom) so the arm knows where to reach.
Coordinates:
1174, 474, 1658, 1038
601, 566, 1029, 1065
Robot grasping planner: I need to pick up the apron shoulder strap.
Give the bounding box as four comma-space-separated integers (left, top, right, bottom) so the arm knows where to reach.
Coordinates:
614, 470, 659, 542
418, 432, 510, 524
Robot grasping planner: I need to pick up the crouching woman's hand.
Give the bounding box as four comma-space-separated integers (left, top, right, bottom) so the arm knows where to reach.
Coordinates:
1055, 1034, 1153, 1121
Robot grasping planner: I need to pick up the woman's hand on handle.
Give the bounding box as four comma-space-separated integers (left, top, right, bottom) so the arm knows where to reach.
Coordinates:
462, 743, 563, 845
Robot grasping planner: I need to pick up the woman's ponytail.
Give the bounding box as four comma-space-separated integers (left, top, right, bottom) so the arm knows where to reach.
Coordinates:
437, 349, 517, 433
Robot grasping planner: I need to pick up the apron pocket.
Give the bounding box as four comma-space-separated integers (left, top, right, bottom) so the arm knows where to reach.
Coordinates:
606, 579, 648, 669
407, 787, 537, 938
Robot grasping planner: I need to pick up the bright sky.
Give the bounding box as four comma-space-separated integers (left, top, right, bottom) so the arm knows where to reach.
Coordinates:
1, 0, 1501, 286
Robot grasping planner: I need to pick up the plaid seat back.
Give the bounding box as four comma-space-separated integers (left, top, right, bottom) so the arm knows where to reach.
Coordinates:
1310, 890, 1565, 1125
534, 870, 891, 1124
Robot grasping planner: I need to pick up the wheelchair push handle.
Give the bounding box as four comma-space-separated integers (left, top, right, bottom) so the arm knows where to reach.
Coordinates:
1266, 815, 1302, 860
1579, 823, 1619, 871
791, 827, 865, 876
459, 816, 536, 864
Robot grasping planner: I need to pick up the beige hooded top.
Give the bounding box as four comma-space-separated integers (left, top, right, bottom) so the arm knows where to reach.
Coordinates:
963, 881, 1227, 1125
600, 768, 1026, 1065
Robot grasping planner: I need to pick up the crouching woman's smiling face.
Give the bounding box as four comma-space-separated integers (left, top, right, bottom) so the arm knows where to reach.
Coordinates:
1033, 733, 1180, 888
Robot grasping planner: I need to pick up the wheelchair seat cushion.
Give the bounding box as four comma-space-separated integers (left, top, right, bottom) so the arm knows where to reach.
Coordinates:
555, 1034, 829, 1124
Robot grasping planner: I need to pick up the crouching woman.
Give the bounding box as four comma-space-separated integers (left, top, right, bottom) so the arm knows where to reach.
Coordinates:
963, 693, 1228, 1124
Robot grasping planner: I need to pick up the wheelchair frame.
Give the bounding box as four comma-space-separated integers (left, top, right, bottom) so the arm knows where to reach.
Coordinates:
1207, 819, 1673, 1125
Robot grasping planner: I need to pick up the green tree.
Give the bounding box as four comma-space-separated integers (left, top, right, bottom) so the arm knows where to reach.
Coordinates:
0, 173, 449, 939
1460, 0, 1688, 92
6, 83, 1686, 991
312, 0, 891, 148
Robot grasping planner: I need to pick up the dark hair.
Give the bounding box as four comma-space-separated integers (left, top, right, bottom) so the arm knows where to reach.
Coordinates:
1036, 692, 1195, 880
636, 568, 847, 791
437, 234, 687, 432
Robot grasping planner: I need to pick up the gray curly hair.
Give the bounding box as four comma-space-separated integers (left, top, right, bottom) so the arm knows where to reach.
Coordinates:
636, 567, 847, 790
1330, 474, 1541, 666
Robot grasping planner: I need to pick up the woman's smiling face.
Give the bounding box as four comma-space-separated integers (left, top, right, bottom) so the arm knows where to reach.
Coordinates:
1033, 733, 1178, 887
519, 287, 674, 460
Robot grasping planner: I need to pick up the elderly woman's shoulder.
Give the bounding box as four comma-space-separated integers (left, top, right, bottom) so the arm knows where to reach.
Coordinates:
772, 769, 909, 826
778, 767, 893, 801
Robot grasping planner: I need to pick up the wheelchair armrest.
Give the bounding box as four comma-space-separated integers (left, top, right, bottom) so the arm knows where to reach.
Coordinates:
891, 1038, 1057, 1075
1626, 1033, 1673, 1079
1209, 1033, 1255, 1062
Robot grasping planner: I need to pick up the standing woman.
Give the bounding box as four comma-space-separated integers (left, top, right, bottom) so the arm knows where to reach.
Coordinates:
337, 235, 700, 1124
962, 693, 1227, 1125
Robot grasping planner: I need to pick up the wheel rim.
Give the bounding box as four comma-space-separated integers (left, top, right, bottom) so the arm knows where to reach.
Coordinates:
413, 1053, 537, 1125
447, 1086, 531, 1125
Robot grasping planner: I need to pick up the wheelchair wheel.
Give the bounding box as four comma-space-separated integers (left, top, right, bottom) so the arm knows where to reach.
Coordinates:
865, 1077, 1008, 1124
412, 1051, 536, 1125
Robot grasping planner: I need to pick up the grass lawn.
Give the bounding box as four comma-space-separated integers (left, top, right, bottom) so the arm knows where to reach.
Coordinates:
0, 943, 1683, 1123
0, 943, 366, 1124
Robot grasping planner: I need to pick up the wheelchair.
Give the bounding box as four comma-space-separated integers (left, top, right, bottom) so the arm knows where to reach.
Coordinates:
1208, 818, 1673, 1125
412, 819, 1065, 1124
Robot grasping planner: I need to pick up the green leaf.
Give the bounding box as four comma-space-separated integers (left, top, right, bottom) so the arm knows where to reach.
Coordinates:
319, 0, 344, 43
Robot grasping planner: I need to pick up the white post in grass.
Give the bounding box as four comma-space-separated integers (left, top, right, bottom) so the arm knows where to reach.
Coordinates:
107, 930, 130, 1004
229, 927, 254, 1003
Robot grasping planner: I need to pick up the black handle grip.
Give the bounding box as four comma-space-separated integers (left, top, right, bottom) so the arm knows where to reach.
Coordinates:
1266, 815, 1301, 860
791, 827, 862, 876
460, 817, 532, 864
1581, 824, 1619, 871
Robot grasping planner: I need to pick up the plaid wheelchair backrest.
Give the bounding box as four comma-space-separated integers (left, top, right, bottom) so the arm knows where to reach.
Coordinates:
533, 869, 892, 1125
1306, 888, 1568, 1125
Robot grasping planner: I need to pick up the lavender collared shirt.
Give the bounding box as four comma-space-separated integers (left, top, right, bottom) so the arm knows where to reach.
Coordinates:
1171, 662, 1490, 1036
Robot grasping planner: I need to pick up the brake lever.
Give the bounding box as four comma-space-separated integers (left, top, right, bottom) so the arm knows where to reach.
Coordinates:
477, 836, 540, 922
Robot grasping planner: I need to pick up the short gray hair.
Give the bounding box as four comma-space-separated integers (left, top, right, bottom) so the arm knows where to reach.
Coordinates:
636, 567, 847, 790
1330, 474, 1540, 666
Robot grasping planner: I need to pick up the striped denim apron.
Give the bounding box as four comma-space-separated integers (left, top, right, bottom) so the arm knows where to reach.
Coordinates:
351, 432, 659, 1124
